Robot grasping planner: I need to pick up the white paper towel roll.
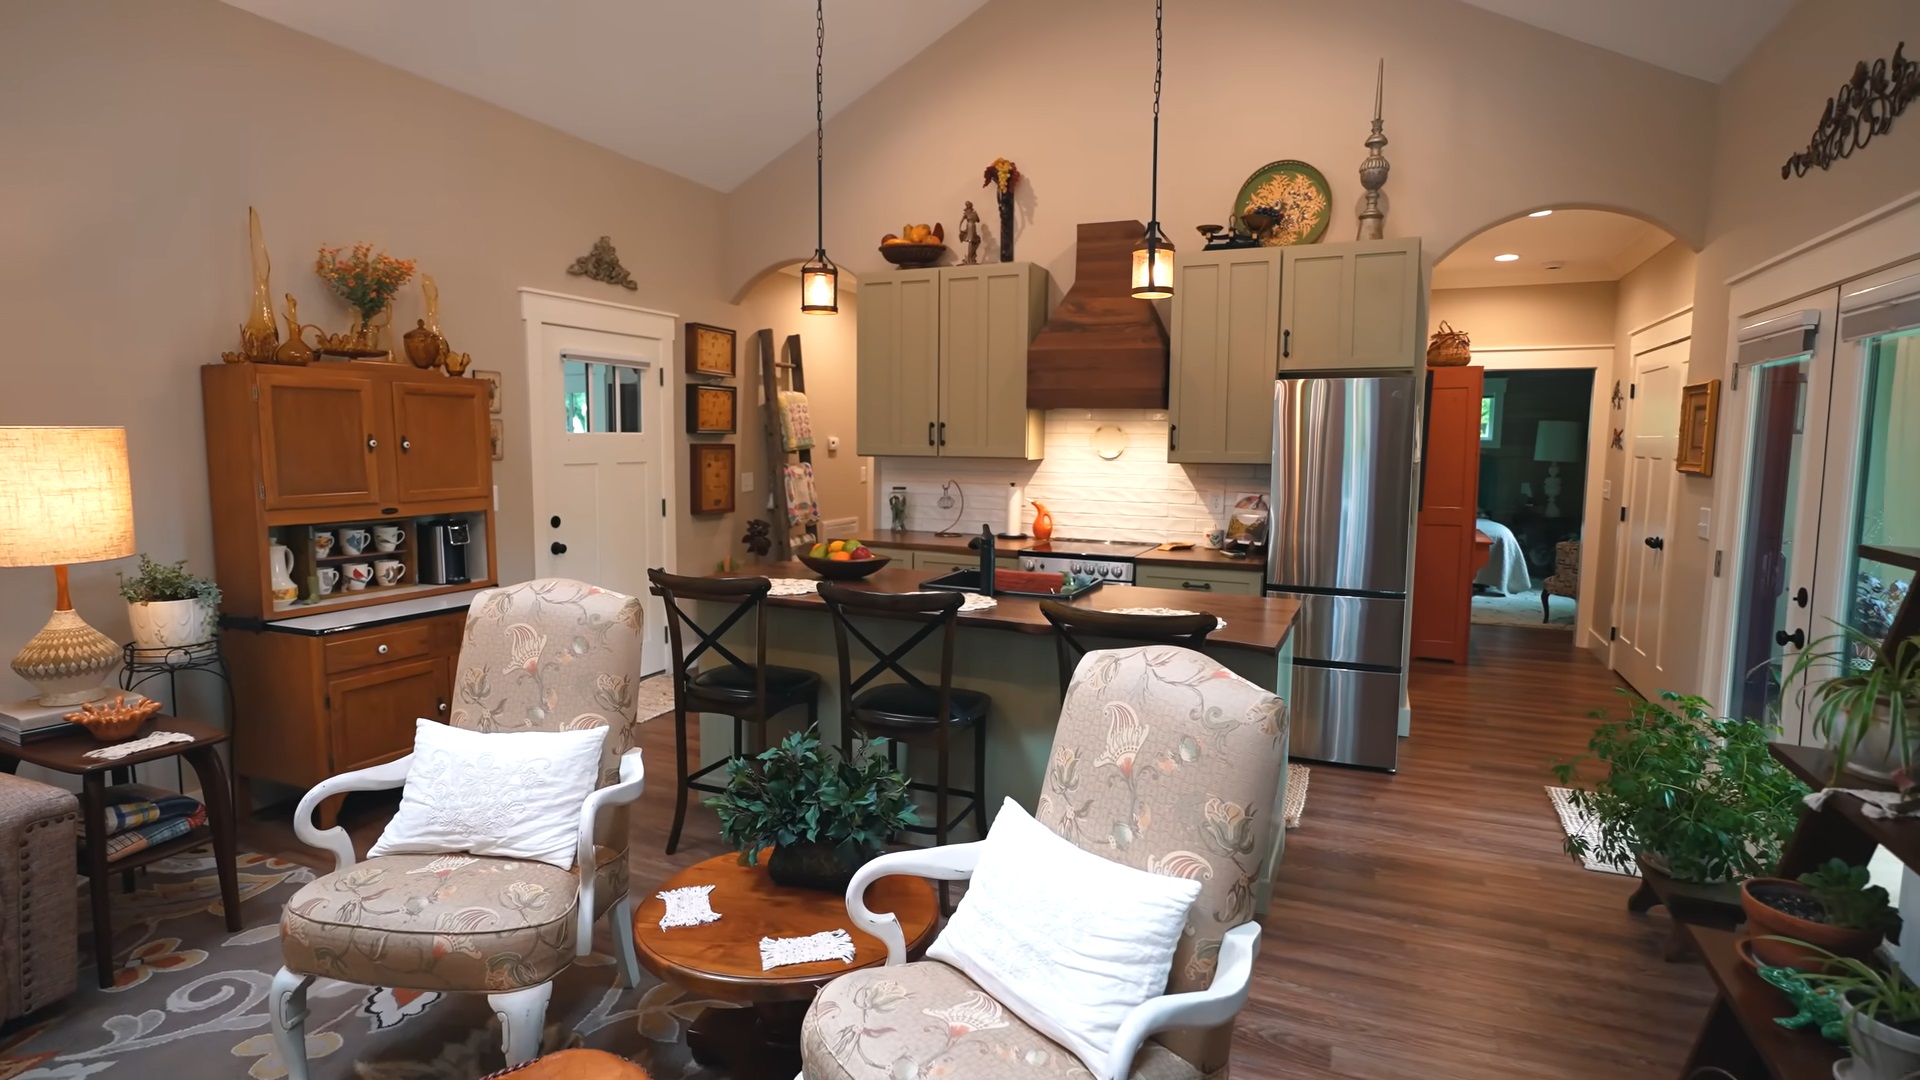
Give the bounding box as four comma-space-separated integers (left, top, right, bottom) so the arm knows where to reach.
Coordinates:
1005, 483, 1023, 536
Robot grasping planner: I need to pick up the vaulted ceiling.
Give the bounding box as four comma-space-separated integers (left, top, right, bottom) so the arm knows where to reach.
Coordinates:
222, 0, 1793, 192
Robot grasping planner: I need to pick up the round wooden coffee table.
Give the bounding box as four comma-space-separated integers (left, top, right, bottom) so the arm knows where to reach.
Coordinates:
633, 852, 939, 1080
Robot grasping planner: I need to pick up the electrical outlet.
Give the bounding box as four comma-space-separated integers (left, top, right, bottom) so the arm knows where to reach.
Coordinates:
1206, 491, 1225, 516
741, 472, 754, 493
1697, 506, 1711, 539
859, 464, 868, 482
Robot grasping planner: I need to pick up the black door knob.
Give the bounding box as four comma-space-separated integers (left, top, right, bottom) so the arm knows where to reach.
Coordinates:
550, 515, 562, 528
550, 541, 568, 555
1775, 628, 1806, 648
1644, 536, 1665, 550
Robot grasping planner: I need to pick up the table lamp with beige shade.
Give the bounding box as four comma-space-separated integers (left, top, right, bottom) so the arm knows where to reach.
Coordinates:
0, 427, 135, 705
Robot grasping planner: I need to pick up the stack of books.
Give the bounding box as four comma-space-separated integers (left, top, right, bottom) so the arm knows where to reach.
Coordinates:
0, 692, 151, 744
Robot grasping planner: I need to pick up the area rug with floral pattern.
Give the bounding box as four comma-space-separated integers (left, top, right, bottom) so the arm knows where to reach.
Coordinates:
0, 847, 722, 1080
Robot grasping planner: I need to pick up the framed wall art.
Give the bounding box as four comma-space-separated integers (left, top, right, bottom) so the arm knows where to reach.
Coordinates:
686, 383, 737, 435
690, 442, 736, 514
685, 323, 737, 378
488, 417, 504, 461
1676, 379, 1720, 476
473, 369, 503, 414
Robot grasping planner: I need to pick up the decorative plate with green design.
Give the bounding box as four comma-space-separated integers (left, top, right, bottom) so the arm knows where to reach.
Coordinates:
1232, 160, 1332, 246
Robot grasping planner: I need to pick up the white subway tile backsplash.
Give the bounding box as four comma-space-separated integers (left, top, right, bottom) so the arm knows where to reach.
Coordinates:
876, 410, 1268, 542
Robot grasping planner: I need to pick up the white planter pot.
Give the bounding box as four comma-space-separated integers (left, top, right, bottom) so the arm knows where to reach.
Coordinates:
127, 599, 216, 652
1847, 1003, 1920, 1080
1839, 701, 1905, 782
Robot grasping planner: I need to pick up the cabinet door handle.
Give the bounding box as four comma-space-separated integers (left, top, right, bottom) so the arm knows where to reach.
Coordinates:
928, 421, 935, 447
437, 698, 448, 714
1181, 581, 1214, 591
938, 421, 946, 446
1169, 424, 1178, 451
1282, 328, 1291, 358
400, 436, 412, 453
377, 643, 389, 654
366, 435, 378, 451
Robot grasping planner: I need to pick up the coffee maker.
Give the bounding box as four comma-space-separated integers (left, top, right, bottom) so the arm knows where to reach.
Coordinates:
419, 518, 472, 584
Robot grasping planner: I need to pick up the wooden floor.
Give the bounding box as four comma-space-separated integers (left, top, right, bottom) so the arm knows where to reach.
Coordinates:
239, 624, 1712, 1079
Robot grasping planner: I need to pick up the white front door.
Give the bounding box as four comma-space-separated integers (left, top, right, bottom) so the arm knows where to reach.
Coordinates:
521, 291, 676, 676
1613, 317, 1689, 696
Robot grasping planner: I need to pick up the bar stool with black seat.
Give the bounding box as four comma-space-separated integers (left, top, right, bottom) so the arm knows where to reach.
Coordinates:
1038, 600, 1219, 697
817, 584, 987, 909
649, 569, 821, 855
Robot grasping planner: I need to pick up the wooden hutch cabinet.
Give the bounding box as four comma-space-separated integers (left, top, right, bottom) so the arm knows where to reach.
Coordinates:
202, 360, 497, 828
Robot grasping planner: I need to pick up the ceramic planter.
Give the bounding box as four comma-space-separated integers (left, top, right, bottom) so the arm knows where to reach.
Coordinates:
1847, 1002, 1920, 1080
766, 841, 865, 894
1742, 878, 1885, 969
127, 598, 216, 652
1836, 701, 1906, 782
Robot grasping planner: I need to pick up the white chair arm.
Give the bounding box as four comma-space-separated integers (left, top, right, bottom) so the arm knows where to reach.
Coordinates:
294, 754, 415, 873
845, 841, 984, 966
1108, 921, 1261, 1075
576, 749, 644, 954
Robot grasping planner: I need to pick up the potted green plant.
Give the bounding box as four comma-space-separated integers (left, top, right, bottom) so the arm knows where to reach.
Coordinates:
118, 555, 222, 653
707, 728, 918, 892
1551, 691, 1808, 884
1782, 944, 1920, 1079
1743, 858, 1901, 969
1780, 623, 1920, 784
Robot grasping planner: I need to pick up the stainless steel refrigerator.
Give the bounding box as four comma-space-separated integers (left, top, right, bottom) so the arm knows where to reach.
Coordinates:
1267, 375, 1417, 770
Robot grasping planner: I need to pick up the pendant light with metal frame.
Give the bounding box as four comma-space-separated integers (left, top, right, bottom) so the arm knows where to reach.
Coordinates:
1131, 0, 1174, 300
800, 0, 837, 314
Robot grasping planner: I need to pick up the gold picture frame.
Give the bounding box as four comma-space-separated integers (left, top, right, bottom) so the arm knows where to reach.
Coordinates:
686, 384, 737, 435
685, 323, 737, 378
1676, 379, 1720, 476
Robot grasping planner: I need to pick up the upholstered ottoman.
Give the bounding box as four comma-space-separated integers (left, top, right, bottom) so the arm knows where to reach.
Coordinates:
0, 773, 78, 1020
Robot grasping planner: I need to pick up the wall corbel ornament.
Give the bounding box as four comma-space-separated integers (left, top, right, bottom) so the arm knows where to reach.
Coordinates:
1783, 42, 1920, 179
567, 236, 638, 290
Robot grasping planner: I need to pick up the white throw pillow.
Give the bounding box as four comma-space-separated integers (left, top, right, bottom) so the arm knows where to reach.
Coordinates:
926, 798, 1201, 1080
369, 719, 608, 870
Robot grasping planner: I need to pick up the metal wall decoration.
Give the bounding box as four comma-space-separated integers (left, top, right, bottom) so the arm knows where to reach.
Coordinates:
1611, 380, 1624, 410
1356, 60, 1391, 241
1783, 42, 1920, 179
566, 236, 638, 290
1611, 428, 1625, 450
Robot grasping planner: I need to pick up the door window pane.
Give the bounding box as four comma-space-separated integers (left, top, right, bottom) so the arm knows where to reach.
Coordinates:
616, 365, 642, 433
563, 359, 590, 433
1730, 355, 1810, 724
561, 359, 646, 433
1846, 331, 1920, 661
593, 363, 617, 433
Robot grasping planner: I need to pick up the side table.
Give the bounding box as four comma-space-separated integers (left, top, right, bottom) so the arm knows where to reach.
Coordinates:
0, 717, 240, 988
633, 853, 939, 1080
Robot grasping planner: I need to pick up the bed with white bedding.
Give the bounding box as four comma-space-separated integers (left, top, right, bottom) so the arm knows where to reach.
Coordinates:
1474, 518, 1532, 595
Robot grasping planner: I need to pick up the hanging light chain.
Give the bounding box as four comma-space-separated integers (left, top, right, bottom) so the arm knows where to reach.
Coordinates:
815, 0, 826, 256
1149, 0, 1164, 245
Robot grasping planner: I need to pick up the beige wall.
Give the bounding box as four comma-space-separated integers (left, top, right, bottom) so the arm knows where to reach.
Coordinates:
0, 0, 740, 704
722, 0, 1716, 300
1429, 282, 1619, 349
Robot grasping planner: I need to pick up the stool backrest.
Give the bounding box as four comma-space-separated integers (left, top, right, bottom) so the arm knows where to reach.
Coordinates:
817, 585, 964, 740
648, 569, 773, 717
1038, 600, 1218, 697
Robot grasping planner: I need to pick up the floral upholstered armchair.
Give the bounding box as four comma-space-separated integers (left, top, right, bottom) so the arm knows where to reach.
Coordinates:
268, 580, 647, 1077
1541, 540, 1581, 622
799, 645, 1288, 1080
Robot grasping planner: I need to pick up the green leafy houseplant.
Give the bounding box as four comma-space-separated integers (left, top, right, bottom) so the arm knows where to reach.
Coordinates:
707, 728, 918, 885
1779, 623, 1920, 784
1551, 691, 1808, 884
117, 555, 221, 606
1801, 858, 1902, 934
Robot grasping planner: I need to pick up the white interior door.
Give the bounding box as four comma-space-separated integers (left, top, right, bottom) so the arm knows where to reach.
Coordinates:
521, 292, 676, 676
1613, 320, 1689, 696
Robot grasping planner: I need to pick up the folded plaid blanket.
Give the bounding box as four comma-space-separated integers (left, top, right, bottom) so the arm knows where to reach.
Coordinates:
87, 784, 208, 863
104, 805, 206, 863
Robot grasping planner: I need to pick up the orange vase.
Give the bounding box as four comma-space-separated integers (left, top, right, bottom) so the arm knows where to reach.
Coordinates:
1031, 501, 1054, 542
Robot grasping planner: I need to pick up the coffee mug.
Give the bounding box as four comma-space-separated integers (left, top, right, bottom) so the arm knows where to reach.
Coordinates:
340, 528, 372, 556
374, 558, 405, 587
344, 562, 373, 590
317, 566, 340, 595
373, 525, 404, 553
313, 531, 336, 559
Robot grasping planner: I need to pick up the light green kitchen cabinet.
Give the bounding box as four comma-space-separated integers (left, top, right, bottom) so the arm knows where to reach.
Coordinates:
1168, 248, 1283, 465
912, 551, 1021, 573
1134, 565, 1263, 596
856, 264, 1046, 460
856, 269, 941, 457
1279, 238, 1422, 373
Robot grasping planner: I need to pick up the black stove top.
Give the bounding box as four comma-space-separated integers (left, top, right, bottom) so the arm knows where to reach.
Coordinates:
1018, 538, 1159, 560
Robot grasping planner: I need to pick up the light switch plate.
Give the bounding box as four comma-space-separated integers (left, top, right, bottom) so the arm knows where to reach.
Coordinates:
1602, 479, 1611, 499
1697, 506, 1711, 539
741, 471, 754, 493
859, 464, 868, 482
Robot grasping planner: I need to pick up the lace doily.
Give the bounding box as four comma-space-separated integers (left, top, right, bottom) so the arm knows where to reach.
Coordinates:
657, 884, 722, 930
1103, 606, 1228, 630
767, 578, 820, 597
760, 928, 855, 970
958, 594, 998, 613
82, 731, 195, 760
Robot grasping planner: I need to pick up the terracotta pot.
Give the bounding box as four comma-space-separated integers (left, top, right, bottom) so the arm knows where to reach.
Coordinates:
766, 841, 863, 894
1741, 877, 1885, 969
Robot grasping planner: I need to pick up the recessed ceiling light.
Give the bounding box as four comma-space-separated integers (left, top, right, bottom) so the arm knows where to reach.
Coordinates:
1494, 253, 1520, 262
1529, 210, 1554, 218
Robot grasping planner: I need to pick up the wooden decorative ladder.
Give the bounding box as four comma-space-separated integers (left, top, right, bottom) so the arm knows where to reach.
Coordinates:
757, 329, 818, 562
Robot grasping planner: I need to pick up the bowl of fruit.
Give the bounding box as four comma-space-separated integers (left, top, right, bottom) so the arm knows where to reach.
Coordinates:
878, 223, 947, 268
798, 539, 892, 580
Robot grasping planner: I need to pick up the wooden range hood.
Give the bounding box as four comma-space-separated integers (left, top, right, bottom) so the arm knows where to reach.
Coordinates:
1026, 220, 1170, 409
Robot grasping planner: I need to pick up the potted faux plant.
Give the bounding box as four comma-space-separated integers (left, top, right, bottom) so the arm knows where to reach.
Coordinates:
1743, 858, 1902, 969
1551, 691, 1808, 884
118, 555, 222, 652
1780, 622, 1920, 784
1786, 944, 1920, 1079
707, 728, 918, 892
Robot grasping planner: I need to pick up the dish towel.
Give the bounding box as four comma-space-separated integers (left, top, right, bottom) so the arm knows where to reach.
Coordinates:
657, 884, 723, 930
784, 463, 819, 529
760, 928, 855, 970
1804, 788, 1920, 820
778, 391, 816, 451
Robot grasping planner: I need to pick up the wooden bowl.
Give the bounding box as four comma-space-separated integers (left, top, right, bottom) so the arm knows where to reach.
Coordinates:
797, 553, 892, 580
65, 694, 162, 743
877, 243, 947, 268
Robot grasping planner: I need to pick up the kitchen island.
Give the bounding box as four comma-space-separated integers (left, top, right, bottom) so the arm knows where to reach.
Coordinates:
689, 562, 1299, 904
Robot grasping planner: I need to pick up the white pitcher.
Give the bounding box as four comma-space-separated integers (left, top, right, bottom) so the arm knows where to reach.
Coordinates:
270, 543, 299, 602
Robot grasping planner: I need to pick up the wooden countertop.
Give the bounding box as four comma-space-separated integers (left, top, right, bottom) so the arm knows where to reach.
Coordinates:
740, 562, 1297, 655
865, 530, 990, 554
867, 532, 1264, 573
1134, 546, 1264, 571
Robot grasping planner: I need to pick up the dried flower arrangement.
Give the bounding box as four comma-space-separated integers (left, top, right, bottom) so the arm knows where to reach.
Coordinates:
314, 243, 417, 324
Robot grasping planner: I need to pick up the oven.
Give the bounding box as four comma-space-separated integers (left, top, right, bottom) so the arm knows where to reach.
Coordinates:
1016, 539, 1157, 586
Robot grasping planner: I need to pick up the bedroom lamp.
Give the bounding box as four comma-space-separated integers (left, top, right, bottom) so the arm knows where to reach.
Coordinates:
1533, 420, 1583, 519
0, 427, 136, 705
